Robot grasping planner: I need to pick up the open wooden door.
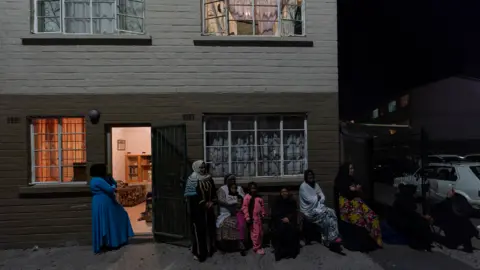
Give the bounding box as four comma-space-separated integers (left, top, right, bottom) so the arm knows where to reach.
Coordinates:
151, 124, 190, 246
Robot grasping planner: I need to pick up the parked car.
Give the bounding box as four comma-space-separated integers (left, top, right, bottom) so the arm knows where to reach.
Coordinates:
428, 154, 465, 163
393, 162, 480, 211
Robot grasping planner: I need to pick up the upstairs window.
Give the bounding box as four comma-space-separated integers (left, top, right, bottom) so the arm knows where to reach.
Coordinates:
372, 109, 379, 119
204, 115, 308, 178
30, 117, 87, 183
202, 0, 305, 36
31, 0, 145, 34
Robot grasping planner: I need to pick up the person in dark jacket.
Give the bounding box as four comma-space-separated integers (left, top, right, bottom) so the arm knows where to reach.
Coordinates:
388, 183, 433, 251
271, 187, 300, 261
431, 189, 479, 253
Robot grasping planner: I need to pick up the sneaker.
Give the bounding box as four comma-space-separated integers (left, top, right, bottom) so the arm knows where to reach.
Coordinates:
255, 249, 265, 255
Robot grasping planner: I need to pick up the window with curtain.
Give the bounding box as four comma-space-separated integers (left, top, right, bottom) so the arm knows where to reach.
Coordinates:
204, 115, 307, 178
31, 117, 87, 183
32, 0, 145, 34
202, 0, 305, 36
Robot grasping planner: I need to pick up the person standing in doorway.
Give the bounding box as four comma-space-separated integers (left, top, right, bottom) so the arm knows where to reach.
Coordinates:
184, 160, 217, 262
90, 164, 134, 254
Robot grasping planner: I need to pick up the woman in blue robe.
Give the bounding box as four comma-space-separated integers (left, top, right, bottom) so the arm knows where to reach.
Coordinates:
90, 164, 134, 253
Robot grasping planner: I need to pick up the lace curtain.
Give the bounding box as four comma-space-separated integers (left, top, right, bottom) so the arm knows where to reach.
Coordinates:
35, 0, 143, 34
33, 118, 86, 182
205, 116, 306, 178
203, 0, 303, 36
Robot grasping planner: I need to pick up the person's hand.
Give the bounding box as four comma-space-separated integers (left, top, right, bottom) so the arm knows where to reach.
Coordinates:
246, 219, 253, 225
206, 202, 213, 209
356, 184, 362, 191
281, 217, 289, 223
349, 185, 356, 191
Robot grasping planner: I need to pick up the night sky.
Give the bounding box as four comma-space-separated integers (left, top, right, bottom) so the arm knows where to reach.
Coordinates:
338, 0, 479, 120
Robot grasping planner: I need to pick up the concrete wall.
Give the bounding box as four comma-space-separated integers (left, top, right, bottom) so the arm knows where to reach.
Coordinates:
0, 0, 337, 95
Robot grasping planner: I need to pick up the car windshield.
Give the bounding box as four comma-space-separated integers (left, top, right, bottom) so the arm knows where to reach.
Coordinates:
470, 166, 480, 179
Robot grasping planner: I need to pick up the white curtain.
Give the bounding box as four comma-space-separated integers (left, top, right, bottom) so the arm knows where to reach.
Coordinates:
36, 0, 143, 34
228, 0, 278, 35
254, 0, 277, 35
281, 0, 298, 36
64, 0, 115, 34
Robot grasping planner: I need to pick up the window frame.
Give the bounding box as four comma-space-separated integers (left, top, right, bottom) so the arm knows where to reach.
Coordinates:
201, 0, 306, 37
29, 116, 87, 185
203, 114, 308, 179
31, 0, 146, 35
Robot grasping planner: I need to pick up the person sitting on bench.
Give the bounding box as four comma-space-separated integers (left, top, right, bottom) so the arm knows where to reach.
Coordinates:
271, 187, 300, 261
388, 183, 433, 251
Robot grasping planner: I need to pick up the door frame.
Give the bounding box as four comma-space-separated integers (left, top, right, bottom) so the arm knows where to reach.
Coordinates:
104, 123, 153, 236
104, 123, 152, 174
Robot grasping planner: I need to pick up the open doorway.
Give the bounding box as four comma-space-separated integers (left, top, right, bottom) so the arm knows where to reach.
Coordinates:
110, 126, 153, 235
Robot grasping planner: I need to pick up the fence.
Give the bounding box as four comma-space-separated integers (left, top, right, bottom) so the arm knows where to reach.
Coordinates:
340, 122, 429, 214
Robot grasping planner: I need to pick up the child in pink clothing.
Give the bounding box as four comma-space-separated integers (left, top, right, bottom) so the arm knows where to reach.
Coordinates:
229, 183, 247, 255
242, 182, 266, 255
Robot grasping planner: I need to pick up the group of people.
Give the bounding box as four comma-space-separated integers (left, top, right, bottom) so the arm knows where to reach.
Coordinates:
183, 160, 386, 262
388, 180, 479, 252
184, 160, 270, 261
89, 160, 479, 260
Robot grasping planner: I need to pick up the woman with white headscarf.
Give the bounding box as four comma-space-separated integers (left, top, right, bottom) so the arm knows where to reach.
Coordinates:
184, 160, 217, 262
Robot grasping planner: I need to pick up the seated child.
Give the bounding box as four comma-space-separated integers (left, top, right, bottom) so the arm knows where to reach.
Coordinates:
229, 183, 247, 255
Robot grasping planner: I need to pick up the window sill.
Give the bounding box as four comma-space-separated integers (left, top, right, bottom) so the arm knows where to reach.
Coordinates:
213, 176, 304, 187
19, 183, 91, 198
21, 34, 153, 46
193, 36, 314, 47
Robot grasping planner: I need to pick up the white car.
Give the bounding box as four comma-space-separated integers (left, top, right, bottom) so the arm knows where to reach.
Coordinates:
428, 154, 465, 163
393, 162, 480, 210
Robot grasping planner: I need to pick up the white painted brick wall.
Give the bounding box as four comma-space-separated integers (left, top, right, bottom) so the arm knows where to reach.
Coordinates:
0, 0, 338, 94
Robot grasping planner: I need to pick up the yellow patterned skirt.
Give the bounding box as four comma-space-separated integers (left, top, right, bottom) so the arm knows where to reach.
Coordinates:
339, 196, 383, 247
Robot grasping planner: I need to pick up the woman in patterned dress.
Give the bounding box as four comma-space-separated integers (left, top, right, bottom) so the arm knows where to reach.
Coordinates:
216, 174, 246, 253
299, 169, 342, 251
334, 162, 383, 251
